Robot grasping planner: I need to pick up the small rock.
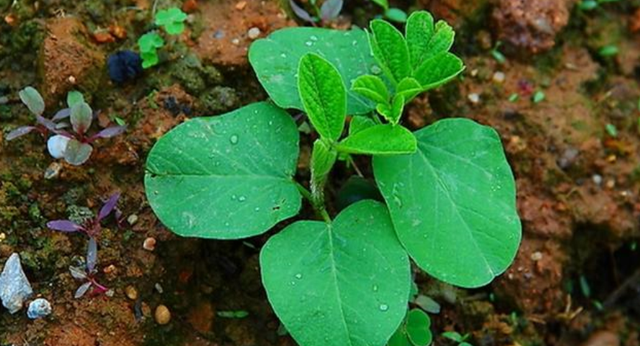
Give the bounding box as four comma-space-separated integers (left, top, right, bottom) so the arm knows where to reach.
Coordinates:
27, 298, 52, 319
592, 174, 603, 186
44, 162, 63, 180
125, 286, 138, 300
231, 38, 240, 45
127, 214, 138, 226
530, 251, 543, 261
0, 253, 34, 314
493, 71, 505, 83
155, 304, 171, 325
235, 1, 247, 10
247, 27, 261, 40
155, 283, 164, 294
468, 93, 480, 104
557, 147, 579, 170
143, 237, 156, 251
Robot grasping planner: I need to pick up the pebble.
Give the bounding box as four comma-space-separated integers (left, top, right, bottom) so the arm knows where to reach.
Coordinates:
247, 27, 261, 40
0, 253, 34, 313
143, 237, 156, 251
155, 304, 171, 325
493, 71, 506, 83
530, 251, 543, 261
127, 214, 138, 226
231, 38, 240, 45
125, 286, 138, 300
592, 174, 603, 186
44, 162, 63, 180
468, 93, 480, 104
27, 298, 52, 319
155, 283, 164, 294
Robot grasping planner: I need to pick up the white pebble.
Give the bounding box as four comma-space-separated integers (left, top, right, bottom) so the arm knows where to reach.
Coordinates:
247, 27, 261, 40
493, 71, 505, 83
468, 93, 480, 104
47, 135, 70, 159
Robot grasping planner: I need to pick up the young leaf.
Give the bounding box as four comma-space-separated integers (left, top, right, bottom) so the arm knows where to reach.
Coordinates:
388, 328, 411, 346
351, 75, 390, 105
373, 119, 521, 288
396, 77, 422, 102
70, 102, 93, 134
376, 94, 405, 124
337, 124, 416, 155
249, 27, 377, 115
298, 53, 347, 141
406, 309, 432, 346
47, 220, 84, 232
138, 32, 165, 53
98, 193, 120, 221
406, 12, 455, 68
90, 126, 126, 140
385, 8, 408, 23
19, 87, 45, 116
86, 237, 98, 273
141, 51, 160, 69
67, 91, 85, 108
289, 0, 315, 23
145, 102, 301, 239
6, 126, 36, 141
155, 7, 187, 35
370, 0, 389, 10
36, 115, 56, 131
310, 139, 337, 191
320, 0, 343, 21
52, 108, 71, 121
64, 139, 93, 166
414, 52, 464, 91
369, 20, 411, 84
349, 115, 376, 136
260, 200, 411, 346
74, 282, 92, 299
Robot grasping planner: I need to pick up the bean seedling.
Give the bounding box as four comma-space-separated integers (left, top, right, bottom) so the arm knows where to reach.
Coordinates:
137, 7, 187, 68
144, 11, 521, 346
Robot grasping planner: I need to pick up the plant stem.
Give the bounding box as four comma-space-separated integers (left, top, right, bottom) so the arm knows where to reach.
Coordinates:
295, 182, 331, 223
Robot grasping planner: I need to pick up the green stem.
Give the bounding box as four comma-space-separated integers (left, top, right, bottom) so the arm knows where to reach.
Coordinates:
296, 182, 331, 223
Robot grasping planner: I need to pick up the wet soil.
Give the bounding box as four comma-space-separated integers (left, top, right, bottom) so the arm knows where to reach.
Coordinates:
1, 0, 640, 345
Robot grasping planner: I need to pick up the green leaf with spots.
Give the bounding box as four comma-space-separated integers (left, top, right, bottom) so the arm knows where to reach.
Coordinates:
414, 52, 464, 91
261, 200, 411, 346
144, 102, 301, 239
337, 124, 416, 155
352, 75, 390, 105
298, 53, 347, 141
373, 118, 521, 288
370, 20, 411, 84
249, 27, 378, 115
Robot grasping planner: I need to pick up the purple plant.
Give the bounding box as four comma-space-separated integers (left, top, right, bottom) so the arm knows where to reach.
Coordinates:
69, 238, 109, 298
47, 193, 121, 239
6, 87, 126, 166
288, 0, 343, 24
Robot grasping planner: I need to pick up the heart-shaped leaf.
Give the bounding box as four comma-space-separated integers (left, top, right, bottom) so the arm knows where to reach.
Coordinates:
373, 118, 521, 288
261, 200, 411, 346
406, 309, 432, 346
249, 27, 377, 115
406, 11, 454, 69
338, 124, 416, 155
145, 102, 301, 239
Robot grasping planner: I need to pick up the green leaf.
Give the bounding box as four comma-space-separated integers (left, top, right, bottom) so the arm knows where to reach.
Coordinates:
145, 102, 302, 239
138, 32, 164, 53
155, 7, 187, 35
67, 91, 85, 108
64, 139, 93, 166
414, 52, 464, 90
396, 77, 422, 102
442, 331, 463, 342
373, 119, 521, 288
385, 8, 408, 23
141, 51, 160, 69
310, 139, 337, 197
376, 95, 405, 124
337, 124, 416, 155
70, 102, 93, 134
369, 20, 411, 84
388, 328, 411, 346
370, 0, 389, 10
349, 115, 376, 136
352, 75, 390, 105
406, 12, 455, 69
298, 53, 347, 141
406, 309, 432, 346
260, 200, 411, 346
249, 27, 377, 115
18, 87, 45, 116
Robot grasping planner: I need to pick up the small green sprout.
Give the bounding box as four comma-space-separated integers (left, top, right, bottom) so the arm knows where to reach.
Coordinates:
605, 123, 618, 137
388, 309, 433, 346
532, 90, 545, 103
369, 0, 408, 23
155, 7, 188, 35
598, 45, 619, 58
579, 0, 620, 11
442, 331, 473, 346
508, 93, 519, 102
216, 310, 249, 318
491, 42, 507, 64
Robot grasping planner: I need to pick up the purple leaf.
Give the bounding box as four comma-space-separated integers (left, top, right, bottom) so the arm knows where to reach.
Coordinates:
36, 115, 56, 131
98, 193, 120, 221
6, 126, 36, 141
320, 0, 343, 21
52, 108, 71, 121
86, 238, 98, 273
69, 266, 87, 280
74, 282, 92, 299
90, 126, 126, 141
289, 0, 315, 23
47, 220, 84, 232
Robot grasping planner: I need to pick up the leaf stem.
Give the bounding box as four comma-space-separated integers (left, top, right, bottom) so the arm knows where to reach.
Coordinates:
295, 182, 331, 223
